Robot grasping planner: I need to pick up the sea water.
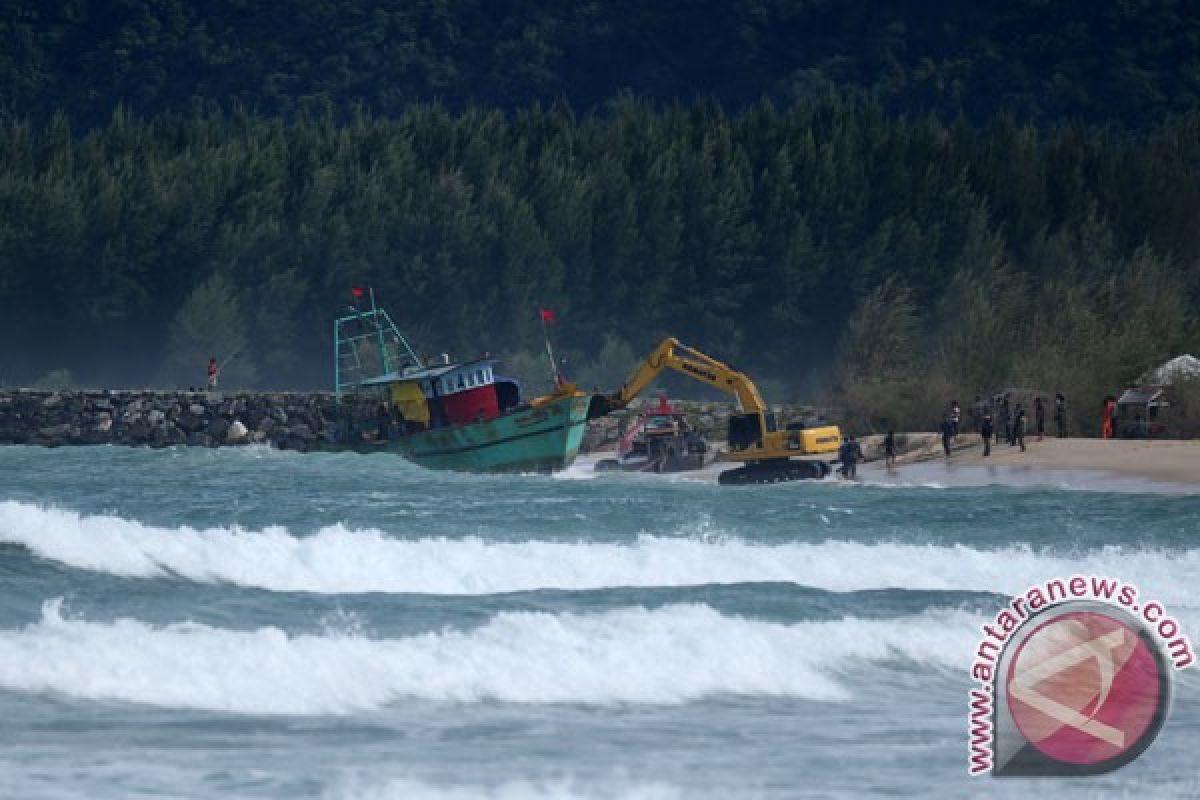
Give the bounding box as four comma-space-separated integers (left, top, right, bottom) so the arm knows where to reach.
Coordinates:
0, 445, 1196, 798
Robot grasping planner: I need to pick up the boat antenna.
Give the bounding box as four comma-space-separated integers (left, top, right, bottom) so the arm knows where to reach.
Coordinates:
367, 286, 396, 375
539, 308, 561, 387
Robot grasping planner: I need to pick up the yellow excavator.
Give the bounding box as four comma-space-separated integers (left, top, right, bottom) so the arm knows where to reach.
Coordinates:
587, 338, 843, 484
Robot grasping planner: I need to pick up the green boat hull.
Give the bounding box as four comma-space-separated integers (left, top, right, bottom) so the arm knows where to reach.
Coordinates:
337, 393, 591, 473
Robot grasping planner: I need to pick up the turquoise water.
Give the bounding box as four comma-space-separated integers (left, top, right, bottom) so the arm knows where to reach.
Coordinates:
0, 445, 1196, 798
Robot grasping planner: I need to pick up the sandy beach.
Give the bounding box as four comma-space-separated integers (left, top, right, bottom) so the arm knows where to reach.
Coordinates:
576, 434, 1200, 492
861, 433, 1200, 492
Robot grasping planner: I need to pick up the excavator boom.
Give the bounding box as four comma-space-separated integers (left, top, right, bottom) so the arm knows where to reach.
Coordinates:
589, 337, 765, 417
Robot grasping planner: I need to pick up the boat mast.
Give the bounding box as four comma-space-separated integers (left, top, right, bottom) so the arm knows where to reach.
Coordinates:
333, 287, 424, 403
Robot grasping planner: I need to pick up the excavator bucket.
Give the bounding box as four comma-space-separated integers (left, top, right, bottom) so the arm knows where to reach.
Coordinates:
587, 393, 620, 419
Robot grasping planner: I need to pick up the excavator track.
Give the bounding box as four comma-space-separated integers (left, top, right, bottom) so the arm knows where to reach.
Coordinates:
717, 459, 831, 486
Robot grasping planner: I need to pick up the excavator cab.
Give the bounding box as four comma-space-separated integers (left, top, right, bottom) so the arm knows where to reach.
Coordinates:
727, 412, 777, 451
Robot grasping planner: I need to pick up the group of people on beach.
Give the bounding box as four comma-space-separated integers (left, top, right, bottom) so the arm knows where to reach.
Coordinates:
954, 392, 1069, 458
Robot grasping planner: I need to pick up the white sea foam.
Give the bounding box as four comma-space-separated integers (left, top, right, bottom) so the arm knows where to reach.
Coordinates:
2, 501, 1198, 603
0, 600, 976, 714
325, 776, 686, 800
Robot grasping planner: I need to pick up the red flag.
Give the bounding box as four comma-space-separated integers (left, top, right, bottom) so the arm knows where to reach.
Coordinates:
539, 308, 556, 324
351, 286, 365, 301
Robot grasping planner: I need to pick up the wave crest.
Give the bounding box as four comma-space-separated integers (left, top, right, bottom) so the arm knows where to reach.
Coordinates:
3, 501, 1198, 603
0, 600, 975, 713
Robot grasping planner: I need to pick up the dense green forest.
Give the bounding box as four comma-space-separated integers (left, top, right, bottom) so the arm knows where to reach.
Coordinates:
4, 1, 1200, 127
2, 99, 1198, 429
2, 3, 1199, 433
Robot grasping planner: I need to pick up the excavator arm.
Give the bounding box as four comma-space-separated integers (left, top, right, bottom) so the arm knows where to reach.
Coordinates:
587, 337, 766, 418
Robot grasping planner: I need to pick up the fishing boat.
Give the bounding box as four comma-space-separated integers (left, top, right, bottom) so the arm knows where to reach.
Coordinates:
327, 292, 590, 473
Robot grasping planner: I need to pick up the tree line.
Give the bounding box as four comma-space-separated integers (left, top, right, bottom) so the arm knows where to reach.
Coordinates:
4, 0, 1199, 128
1, 97, 1197, 434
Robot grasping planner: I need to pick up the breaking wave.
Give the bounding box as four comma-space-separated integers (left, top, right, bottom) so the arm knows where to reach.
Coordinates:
2, 501, 1198, 603
0, 600, 976, 713
323, 777, 685, 800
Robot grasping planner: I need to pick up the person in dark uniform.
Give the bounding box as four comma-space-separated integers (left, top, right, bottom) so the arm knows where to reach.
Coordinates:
837, 436, 865, 479
883, 429, 897, 468
1034, 397, 1046, 441
1008, 398, 1019, 446
940, 415, 954, 457
980, 413, 994, 457
1014, 405, 1027, 452
1000, 394, 1011, 445
1055, 393, 1068, 438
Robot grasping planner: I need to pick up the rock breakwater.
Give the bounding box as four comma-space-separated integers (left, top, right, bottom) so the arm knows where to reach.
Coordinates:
0, 390, 335, 451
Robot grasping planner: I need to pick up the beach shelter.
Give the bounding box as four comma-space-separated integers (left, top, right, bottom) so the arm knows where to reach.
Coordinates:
1115, 354, 1199, 438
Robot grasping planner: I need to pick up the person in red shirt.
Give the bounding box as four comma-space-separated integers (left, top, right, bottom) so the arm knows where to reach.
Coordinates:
207, 357, 219, 390
1101, 396, 1116, 439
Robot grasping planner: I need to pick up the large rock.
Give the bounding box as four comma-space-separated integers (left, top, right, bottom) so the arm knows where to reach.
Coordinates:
226, 420, 249, 443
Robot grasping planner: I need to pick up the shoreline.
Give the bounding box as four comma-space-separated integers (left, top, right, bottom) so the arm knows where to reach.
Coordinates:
898, 435, 1198, 484
574, 435, 1200, 493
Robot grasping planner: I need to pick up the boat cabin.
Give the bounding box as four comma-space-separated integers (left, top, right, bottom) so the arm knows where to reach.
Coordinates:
358, 359, 524, 431
333, 298, 523, 443
421, 360, 504, 426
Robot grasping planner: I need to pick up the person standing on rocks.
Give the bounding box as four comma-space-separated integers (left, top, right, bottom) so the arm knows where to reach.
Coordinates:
207, 357, 219, 390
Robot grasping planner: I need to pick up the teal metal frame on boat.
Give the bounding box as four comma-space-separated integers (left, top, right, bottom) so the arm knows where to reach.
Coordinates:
334, 288, 424, 401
